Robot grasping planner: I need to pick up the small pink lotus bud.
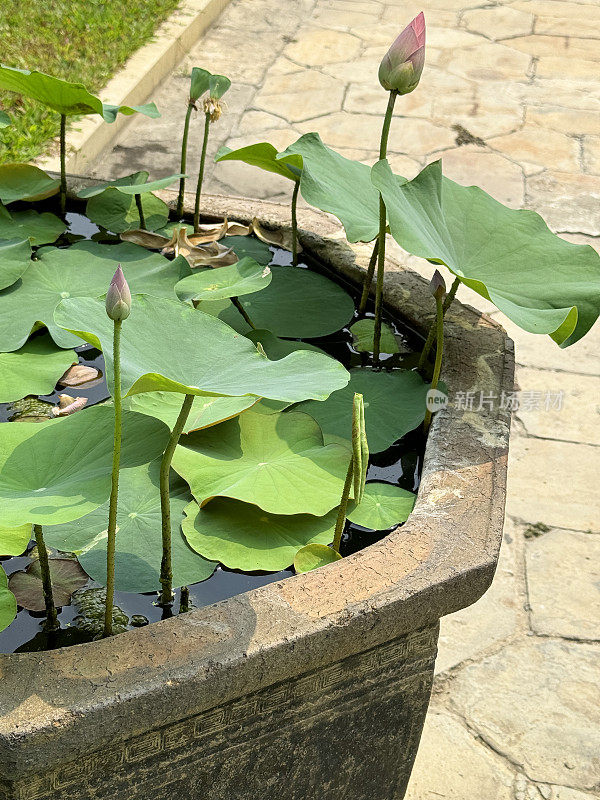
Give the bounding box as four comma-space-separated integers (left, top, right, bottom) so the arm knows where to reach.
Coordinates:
430, 269, 446, 301
379, 12, 426, 95
105, 265, 131, 321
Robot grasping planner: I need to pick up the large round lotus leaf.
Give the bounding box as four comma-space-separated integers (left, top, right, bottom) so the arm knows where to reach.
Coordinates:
0, 566, 17, 633
196, 297, 251, 334
0, 524, 32, 556
0, 239, 32, 292
235, 265, 355, 338
173, 410, 350, 515
372, 159, 600, 348
298, 368, 428, 453
9, 557, 88, 611
0, 334, 75, 403
45, 461, 216, 593
182, 499, 337, 571
0, 206, 66, 245
0, 164, 60, 204
125, 391, 257, 433
225, 235, 272, 265
293, 543, 342, 574
347, 482, 416, 530
78, 171, 183, 199
55, 295, 349, 402
176, 258, 271, 303
86, 188, 169, 233
245, 329, 326, 359
0, 405, 170, 526
0, 241, 189, 351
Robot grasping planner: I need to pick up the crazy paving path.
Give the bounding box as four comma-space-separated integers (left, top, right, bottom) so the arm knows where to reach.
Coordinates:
92, 0, 600, 796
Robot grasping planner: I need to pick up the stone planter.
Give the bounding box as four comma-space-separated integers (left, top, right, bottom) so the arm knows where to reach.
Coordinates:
0, 187, 514, 800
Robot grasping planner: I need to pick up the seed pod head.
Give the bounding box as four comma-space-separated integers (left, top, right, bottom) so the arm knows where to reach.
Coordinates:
105, 265, 131, 321
430, 269, 446, 302
378, 12, 426, 95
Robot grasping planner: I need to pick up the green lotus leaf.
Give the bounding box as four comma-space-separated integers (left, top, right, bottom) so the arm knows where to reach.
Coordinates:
372, 159, 600, 347
0, 524, 32, 556
215, 142, 303, 182
0, 65, 160, 120
175, 258, 272, 302
190, 67, 211, 101
0, 111, 10, 128
8, 558, 88, 611
0, 241, 189, 351
347, 482, 416, 530
0, 334, 75, 403
209, 74, 231, 99
245, 328, 327, 359
0, 205, 66, 245
77, 171, 185, 199
0, 566, 17, 633
125, 391, 257, 433
0, 239, 32, 292
0, 405, 170, 526
173, 410, 350, 516
182, 498, 337, 572
0, 164, 60, 203
228, 265, 355, 338
45, 461, 216, 593
280, 133, 387, 243
86, 188, 169, 233
298, 368, 428, 453
293, 543, 342, 574
223, 235, 272, 264
55, 294, 349, 402
350, 319, 400, 354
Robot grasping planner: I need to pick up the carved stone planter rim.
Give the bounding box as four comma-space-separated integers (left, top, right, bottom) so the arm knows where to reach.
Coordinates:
0, 183, 514, 779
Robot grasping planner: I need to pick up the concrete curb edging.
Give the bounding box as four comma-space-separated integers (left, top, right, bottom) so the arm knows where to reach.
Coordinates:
37, 0, 232, 176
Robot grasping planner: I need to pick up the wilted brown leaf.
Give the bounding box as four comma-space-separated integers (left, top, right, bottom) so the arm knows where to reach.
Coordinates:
251, 217, 301, 253
58, 364, 101, 387
9, 558, 88, 611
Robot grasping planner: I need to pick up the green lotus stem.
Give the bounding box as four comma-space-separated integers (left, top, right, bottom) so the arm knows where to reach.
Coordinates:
59, 113, 67, 216
232, 296, 256, 329
177, 103, 194, 217
33, 525, 58, 631
373, 91, 398, 362
179, 585, 190, 614
291, 179, 300, 267
159, 393, 195, 606
193, 112, 211, 233
135, 193, 146, 230
333, 461, 354, 554
358, 239, 380, 315
417, 276, 459, 371
103, 319, 123, 638
423, 291, 445, 432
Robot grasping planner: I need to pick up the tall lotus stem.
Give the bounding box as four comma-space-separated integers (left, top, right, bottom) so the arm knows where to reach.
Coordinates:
102, 266, 131, 638
177, 103, 195, 217
291, 179, 300, 266
417, 276, 459, 370
193, 111, 212, 233
59, 113, 67, 216
159, 393, 194, 606
134, 194, 146, 230
333, 462, 353, 554
332, 394, 368, 553
423, 271, 446, 432
358, 239, 379, 314
33, 525, 58, 631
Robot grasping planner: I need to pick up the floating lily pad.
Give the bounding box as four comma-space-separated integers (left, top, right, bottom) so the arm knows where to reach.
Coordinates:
350, 319, 400, 354
77, 171, 184, 199
8, 558, 88, 611
222, 235, 271, 265
55, 294, 349, 402
0, 164, 60, 204
372, 159, 600, 347
0, 335, 75, 403
175, 259, 271, 302
86, 188, 169, 233
182, 498, 337, 572
0, 205, 66, 245
298, 368, 429, 453
0, 524, 32, 556
234, 265, 355, 338
294, 543, 342, 574
347, 482, 416, 530
0, 566, 17, 633
125, 391, 257, 433
173, 410, 350, 516
45, 461, 216, 594
0, 241, 189, 351
245, 329, 326, 359
215, 142, 302, 182
0, 405, 169, 526
0, 239, 32, 292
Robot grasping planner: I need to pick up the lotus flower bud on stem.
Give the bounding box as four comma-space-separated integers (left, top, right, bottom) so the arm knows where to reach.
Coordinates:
378, 12, 426, 95
105, 265, 131, 321
430, 269, 446, 301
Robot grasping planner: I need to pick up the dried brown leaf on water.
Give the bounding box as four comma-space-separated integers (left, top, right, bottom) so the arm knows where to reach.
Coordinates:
9, 558, 88, 611
119, 229, 168, 249
251, 217, 301, 253
52, 395, 88, 416
58, 364, 101, 387
226, 221, 251, 236
187, 218, 229, 245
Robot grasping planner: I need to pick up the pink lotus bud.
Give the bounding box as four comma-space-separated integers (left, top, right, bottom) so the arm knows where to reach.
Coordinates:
105, 265, 131, 321
430, 269, 446, 301
379, 12, 426, 95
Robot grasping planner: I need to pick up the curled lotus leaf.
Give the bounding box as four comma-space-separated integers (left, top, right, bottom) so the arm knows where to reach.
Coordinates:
0, 164, 60, 204
0, 334, 76, 403
347, 482, 416, 530
125, 391, 257, 433
120, 226, 238, 267
86, 188, 169, 233
175, 258, 271, 303
77, 172, 184, 199
0, 239, 32, 292
215, 142, 303, 182
0, 524, 32, 557
0, 566, 17, 634
293, 543, 342, 574
187, 219, 229, 245
8, 558, 88, 611
0, 205, 66, 245
252, 217, 301, 254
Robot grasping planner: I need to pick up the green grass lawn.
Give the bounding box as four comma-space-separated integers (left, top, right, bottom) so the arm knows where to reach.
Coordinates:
0, 0, 182, 162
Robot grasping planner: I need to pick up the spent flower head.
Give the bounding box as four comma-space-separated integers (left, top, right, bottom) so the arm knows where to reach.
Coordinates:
379, 12, 426, 95
105, 265, 131, 321
430, 269, 446, 301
